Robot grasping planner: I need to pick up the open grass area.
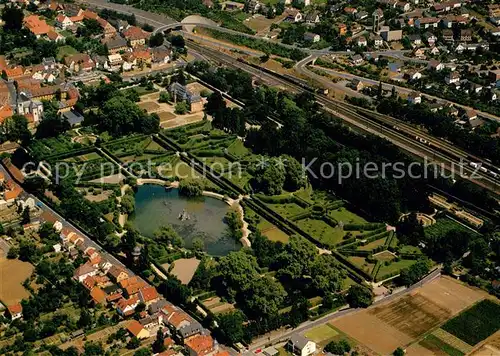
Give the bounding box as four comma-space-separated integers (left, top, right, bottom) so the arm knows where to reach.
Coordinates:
328, 207, 366, 224
268, 202, 306, 219
375, 259, 416, 280
347, 256, 375, 275
56, 45, 78, 60
304, 324, 339, 344
373, 250, 396, 262
227, 139, 250, 158
358, 238, 387, 251
296, 218, 344, 246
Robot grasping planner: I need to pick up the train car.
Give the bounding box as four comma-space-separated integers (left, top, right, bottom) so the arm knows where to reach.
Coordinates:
469, 162, 480, 169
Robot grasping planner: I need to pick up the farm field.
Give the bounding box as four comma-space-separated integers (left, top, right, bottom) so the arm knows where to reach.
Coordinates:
0, 258, 34, 305
469, 331, 500, 356
330, 276, 488, 355
441, 299, 500, 346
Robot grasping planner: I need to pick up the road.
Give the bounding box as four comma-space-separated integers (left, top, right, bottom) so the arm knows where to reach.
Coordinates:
249, 268, 441, 352
79, 0, 421, 62
296, 56, 500, 125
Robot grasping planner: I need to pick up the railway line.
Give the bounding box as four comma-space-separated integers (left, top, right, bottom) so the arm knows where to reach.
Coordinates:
186, 41, 500, 195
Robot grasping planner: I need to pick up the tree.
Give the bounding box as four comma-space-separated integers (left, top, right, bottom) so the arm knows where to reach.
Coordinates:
178, 178, 204, 197
154, 224, 183, 247
127, 337, 141, 349
253, 157, 286, 195
174, 101, 190, 115
171, 35, 185, 48
216, 310, 246, 344
152, 328, 166, 353
282, 155, 306, 191
121, 194, 135, 214
192, 237, 204, 251
377, 81, 383, 98
393, 347, 405, 356
399, 258, 431, 286
159, 91, 170, 103
21, 207, 30, 225
2, 5, 24, 31
3, 114, 31, 144
325, 339, 351, 355
205, 91, 227, 116
78, 309, 93, 329
346, 285, 373, 308
149, 33, 164, 47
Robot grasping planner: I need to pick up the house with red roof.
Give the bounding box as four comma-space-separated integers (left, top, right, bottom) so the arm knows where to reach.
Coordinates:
185, 335, 216, 356
24, 15, 53, 37
55, 14, 74, 30
116, 296, 139, 316
123, 26, 150, 47
73, 262, 97, 282
127, 319, 150, 339
7, 303, 23, 320
138, 286, 159, 306
90, 287, 107, 305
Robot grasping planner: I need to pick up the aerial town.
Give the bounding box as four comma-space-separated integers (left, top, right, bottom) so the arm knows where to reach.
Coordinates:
0, 0, 499, 355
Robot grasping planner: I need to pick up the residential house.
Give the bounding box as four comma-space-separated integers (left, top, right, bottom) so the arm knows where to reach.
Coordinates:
469, 82, 483, 94
405, 69, 422, 81
97, 17, 117, 38
355, 11, 369, 20
55, 14, 73, 30
464, 109, 477, 121
442, 29, 454, 42
344, 7, 357, 15
123, 26, 150, 47
73, 262, 98, 282
286, 9, 302, 23
179, 321, 203, 340
116, 296, 140, 316
351, 78, 364, 91
120, 276, 148, 297
185, 335, 216, 356
246, 0, 261, 14
491, 27, 500, 37
378, 0, 397, 7
445, 71, 460, 84
127, 320, 150, 339
304, 11, 320, 24
407, 91, 422, 104
132, 48, 152, 66
303, 32, 320, 43
338, 24, 347, 36
371, 33, 384, 47
415, 17, 440, 29
108, 265, 129, 283
428, 46, 440, 55
221, 1, 245, 11
423, 32, 437, 46
356, 36, 367, 47
428, 59, 444, 71
24, 15, 53, 38
351, 54, 364, 66
90, 287, 107, 305
64, 53, 95, 72
460, 29, 472, 42
433, 0, 461, 13
7, 304, 22, 320
286, 334, 316, 356
102, 35, 129, 54
151, 45, 172, 67
396, 1, 410, 11
489, 69, 500, 84
442, 15, 467, 28
412, 48, 426, 59
407, 34, 421, 46
138, 286, 160, 306
107, 53, 123, 71
47, 30, 65, 43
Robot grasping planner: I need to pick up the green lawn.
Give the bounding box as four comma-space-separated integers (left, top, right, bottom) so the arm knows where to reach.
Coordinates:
268, 202, 306, 218
399, 245, 422, 255
420, 334, 464, 356
304, 324, 339, 344
56, 45, 78, 60
358, 238, 386, 251
347, 256, 375, 275
375, 259, 416, 280
296, 218, 345, 246
227, 139, 250, 158
328, 207, 366, 224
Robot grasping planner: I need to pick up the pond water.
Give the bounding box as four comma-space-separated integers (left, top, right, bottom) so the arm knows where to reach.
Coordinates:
130, 184, 240, 256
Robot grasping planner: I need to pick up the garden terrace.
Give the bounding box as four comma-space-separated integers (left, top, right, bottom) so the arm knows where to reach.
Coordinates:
51, 150, 119, 183
29, 135, 94, 162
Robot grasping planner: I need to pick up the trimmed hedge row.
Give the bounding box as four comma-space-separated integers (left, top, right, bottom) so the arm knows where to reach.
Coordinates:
47, 146, 97, 162
356, 226, 388, 238
344, 223, 385, 231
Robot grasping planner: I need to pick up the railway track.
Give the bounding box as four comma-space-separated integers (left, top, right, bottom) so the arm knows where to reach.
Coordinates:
186, 41, 500, 195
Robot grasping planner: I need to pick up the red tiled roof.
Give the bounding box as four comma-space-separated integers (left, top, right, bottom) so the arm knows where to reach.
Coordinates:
7, 303, 22, 314
90, 287, 107, 304
139, 286, 159, 303
185, 335, 214, 356
123, 26, 150, 41
127, 320, 145, 337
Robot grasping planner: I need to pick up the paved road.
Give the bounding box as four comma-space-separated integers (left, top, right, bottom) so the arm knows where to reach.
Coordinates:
78, 0, 419, 61
296, 57, 500, 124
249, 268, 441, 352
